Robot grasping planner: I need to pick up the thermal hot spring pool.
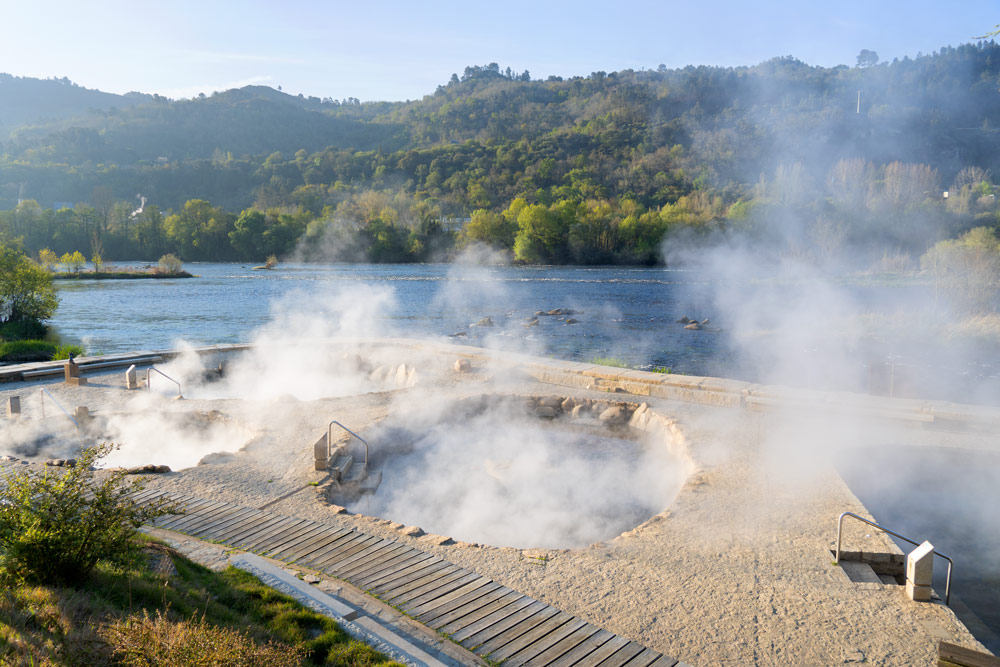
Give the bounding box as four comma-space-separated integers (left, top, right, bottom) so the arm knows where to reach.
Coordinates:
0, 408, 255, 472
336, 394, 693, 549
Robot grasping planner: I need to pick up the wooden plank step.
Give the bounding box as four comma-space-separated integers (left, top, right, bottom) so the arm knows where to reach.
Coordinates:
570, 635, 633, 667
939, 640, 1000, 667
206, 511, 275, 542
313, 534, 383, 569
451, 598, 543, 643
643, 655, 680, 667
616, 647, 663, 667
156, 502, 235, 533
337, 543, 413, 579
187, 506, 262, 538
220, 514, 290, 545
266, 523, 337, 560
500, 618, 588, 667
541, 629, 615, 667
474, 606, 564, 657
486, 612, 579, 663
589, 641, 645, 667
459, 600, 551, 649
325, 538, 400, 574
518, 623, 604, 667
293, 530, 361, 565
407, 579, 501, 619
356, 554, 443, 589
436, 591, 527, 636
423, 586, 517, 630
246, 518, 315, 552
373, 563, 463, 599
391, 570, 481, 607
234, 516, 303, 549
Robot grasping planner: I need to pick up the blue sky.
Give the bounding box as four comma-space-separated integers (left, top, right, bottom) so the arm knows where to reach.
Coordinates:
2, 0, 998, 101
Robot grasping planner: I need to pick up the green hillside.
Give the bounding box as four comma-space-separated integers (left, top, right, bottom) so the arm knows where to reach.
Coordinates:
2, 45, 1000, 265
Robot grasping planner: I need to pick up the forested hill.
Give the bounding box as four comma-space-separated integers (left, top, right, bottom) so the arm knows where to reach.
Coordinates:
0, 73, 153, 137
3, 44, 1000, 266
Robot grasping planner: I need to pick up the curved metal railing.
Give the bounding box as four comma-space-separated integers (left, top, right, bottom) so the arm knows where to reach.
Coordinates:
328, 420, 368, 475
145, 366, 182, 397
835, 511, 953, 605
38, 388, 79, 429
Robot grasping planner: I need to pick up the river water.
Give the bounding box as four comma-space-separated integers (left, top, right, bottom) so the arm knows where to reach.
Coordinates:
47, 262, 1000, 403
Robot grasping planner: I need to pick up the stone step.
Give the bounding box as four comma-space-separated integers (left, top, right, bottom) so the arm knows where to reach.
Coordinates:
841, 560, 883, 584
878, 572, 900, 586
345, 460, 366, 484
332, 454, 353, 482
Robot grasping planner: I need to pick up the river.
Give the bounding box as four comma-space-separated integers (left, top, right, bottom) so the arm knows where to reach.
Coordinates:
48, 262, 1000, 404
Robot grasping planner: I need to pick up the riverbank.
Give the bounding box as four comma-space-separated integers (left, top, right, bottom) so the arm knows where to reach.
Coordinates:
52, 270, 193, 280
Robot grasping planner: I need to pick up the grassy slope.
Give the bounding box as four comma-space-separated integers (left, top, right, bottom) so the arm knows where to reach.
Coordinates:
0, 540, 403, 667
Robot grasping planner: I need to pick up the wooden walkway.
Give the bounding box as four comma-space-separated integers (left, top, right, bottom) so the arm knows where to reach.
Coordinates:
139, 490, 687, 667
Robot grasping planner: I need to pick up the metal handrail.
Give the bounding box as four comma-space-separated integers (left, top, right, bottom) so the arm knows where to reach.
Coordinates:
836, 511, 953, 605
145, 366, 182, 397
38, 388, 79, 429
328, 420, 368, 475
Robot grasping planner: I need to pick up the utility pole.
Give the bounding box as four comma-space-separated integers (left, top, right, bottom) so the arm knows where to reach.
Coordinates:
857, 90, 861, 114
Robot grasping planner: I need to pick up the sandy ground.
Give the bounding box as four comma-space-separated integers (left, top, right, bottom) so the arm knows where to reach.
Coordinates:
0, 348, 992, 666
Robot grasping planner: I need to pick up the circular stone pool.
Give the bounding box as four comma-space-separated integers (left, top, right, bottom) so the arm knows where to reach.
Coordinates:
339, 394, 691, 549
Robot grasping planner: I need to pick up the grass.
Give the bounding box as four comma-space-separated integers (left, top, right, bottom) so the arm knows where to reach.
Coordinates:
589, 356, 629, 368
0, 539, 403, 666
0, 339, 56, 363
0, 340, 84, 363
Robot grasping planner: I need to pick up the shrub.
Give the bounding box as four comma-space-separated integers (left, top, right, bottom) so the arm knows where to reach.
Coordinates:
0, 339, 56, 362
0, 442, 178, 585
53, 343, 85, 360
157, 253, 183, 274
0, 318, 47, 341
105, 609, 305, 667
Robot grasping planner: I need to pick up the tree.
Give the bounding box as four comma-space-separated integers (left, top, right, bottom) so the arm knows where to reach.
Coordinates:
38, 248, 58, 271
60, 250, 86, 273
856, 50, 879, 68
0, 245, 59, 324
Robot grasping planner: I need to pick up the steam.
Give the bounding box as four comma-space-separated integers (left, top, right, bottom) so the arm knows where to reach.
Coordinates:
352, 399, 687, 549
130, 193, 146, 219
0, 401, 251, 471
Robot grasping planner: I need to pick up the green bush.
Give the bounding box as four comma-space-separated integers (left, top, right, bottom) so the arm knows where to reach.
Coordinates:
0, 339, 56, 362
0, 443, 178, 585
0, 318, 47, 341
53, 343, 85, 360
157, 253, 183, 274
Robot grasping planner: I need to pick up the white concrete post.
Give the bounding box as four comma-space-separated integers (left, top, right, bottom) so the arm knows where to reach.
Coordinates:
125, 364, 139, 389
906, 540, 934, 602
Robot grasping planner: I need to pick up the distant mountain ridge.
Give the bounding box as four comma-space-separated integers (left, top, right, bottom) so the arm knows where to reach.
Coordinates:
0, 73, 154, 136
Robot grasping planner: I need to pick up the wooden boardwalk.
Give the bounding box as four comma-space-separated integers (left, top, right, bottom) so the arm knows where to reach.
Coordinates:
140, 490, 687, 667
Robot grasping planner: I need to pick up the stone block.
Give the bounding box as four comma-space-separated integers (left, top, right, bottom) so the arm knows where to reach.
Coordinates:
125, 364, 140, 390
905, 579, 932, 601
906, 540, 934, 588
65, 377, 88, 386
6, 395, 20, 418
64, 359, 80, 380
